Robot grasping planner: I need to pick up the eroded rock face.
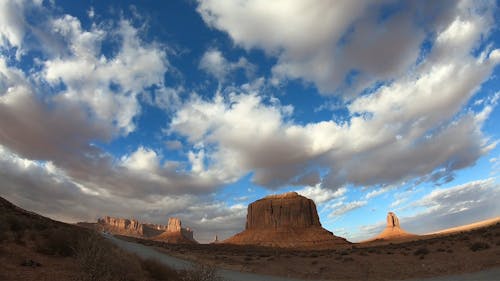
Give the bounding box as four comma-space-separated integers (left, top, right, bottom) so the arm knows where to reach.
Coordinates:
367, 211, 416, 241
167, 217, 182, 232
96, 216, 196, 243
246, 192, 321, 230
224, 192, 349, 248
387, 212, 400, 228
97, 216, 150, 237
163, 217, 194, 241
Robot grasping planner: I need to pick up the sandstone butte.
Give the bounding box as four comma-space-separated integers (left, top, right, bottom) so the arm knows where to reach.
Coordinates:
96, 216, 197, 244
223, 192, 350, 248
366, 212, 417, 241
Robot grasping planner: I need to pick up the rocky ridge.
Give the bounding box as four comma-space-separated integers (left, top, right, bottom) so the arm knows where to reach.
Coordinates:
93, 216, 196, 243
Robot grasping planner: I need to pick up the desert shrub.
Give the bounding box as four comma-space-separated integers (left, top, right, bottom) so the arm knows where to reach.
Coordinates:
470, 242, 490, 252
414, 248, 429, 256
76, 233, 144, 281
36, 227, 81, 256
141, 258, 180, 281
180, 264, 225, 281
0, 219, 8, 237
33, 220, 49, 231
6, 215, 27, 233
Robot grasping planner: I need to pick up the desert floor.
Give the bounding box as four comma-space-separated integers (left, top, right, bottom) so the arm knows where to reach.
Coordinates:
118, 222, 500, 281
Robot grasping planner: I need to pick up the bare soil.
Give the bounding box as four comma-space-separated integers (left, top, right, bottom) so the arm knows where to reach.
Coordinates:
120, 222, 500, 281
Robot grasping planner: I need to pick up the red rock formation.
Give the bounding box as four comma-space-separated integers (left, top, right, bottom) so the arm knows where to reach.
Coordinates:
97, 216, 164, 237
223, 192, 350, 248
366, 212, 417, 241
95, 216, 196, 243
167, 217, 182, 232
154, 217, 196, 243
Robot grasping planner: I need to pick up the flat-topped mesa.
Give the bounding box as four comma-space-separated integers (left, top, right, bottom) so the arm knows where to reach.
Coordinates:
224, 192, 350, 248
246, 191, 321, 230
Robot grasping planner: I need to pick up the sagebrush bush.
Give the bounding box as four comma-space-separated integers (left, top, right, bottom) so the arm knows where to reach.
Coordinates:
180, 264, 225, 281
141, 258, 180, 281
36, 227, 82, 256
469, 242, 490, 252
414, 247, 429, 256
76, 233, 144, 281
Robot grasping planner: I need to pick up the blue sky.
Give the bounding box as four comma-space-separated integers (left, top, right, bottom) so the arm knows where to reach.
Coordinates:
0, 0, 499, 243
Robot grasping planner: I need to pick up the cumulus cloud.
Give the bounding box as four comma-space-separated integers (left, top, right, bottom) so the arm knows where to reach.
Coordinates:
329, 200, 368, 217
197, 0, 464, 95
0, 1, 226, 200
173, 2, 500, 192
199, 48, 255, 82
298, 184, 346, 204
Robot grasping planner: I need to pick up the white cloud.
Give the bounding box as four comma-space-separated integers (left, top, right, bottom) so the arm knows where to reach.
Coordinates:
329, 200, 367, 217
165, 140, 183, 150
197, 0, 471, 95
0, 1, 223, 201
121, 147, 160, 172
414, 178, 499, 216
173, 2, 500, 191
199, 48, 255, 82
199, 49, 229, 80
298, 184, 346, 204
44, 18, 168, 134
364, 184, 398, 199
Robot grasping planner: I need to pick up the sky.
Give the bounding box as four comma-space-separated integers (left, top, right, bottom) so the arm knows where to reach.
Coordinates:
0, 0, 499, 243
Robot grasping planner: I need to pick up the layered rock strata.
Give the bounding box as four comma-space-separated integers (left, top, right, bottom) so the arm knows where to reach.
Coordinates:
95, 216, 196, 243
224, 192, 349, 248
154, 217, 196, 243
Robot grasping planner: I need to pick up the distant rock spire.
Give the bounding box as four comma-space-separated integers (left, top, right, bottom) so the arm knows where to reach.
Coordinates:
387, 212, 400, 228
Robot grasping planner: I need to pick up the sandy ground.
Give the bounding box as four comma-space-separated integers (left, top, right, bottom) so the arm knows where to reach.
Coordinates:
117, 222, 500, 281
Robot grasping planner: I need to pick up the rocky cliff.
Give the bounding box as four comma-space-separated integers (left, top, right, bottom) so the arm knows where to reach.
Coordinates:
154, 217, 196, 243
97, 216, 165, 238
224, 192, 349, 248
94, 216, 196, 243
